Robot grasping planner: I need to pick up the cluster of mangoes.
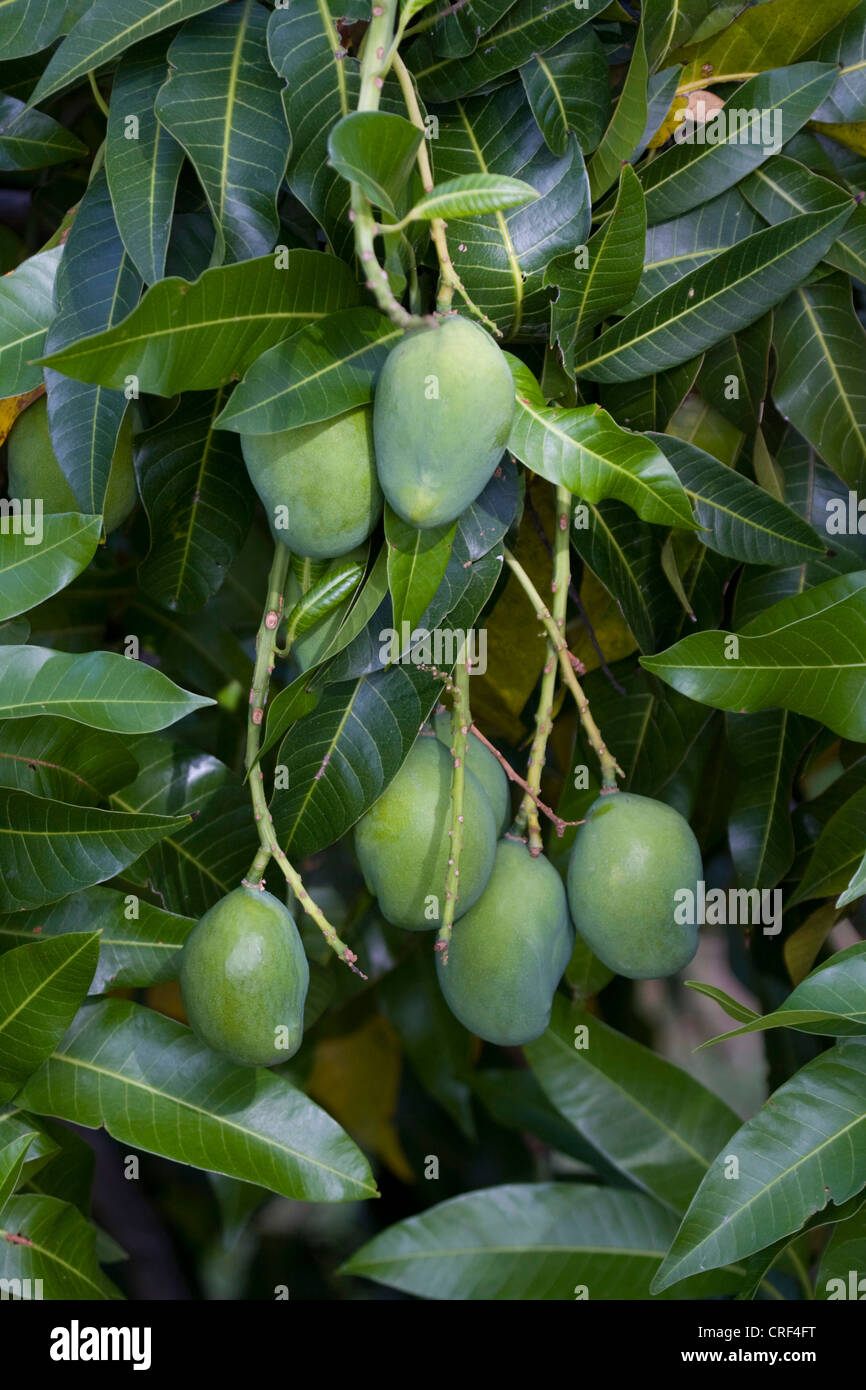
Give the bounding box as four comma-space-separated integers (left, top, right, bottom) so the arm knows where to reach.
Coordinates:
240, 314, 516, 549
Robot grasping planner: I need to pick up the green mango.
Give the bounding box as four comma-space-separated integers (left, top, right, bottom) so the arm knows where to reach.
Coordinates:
436, 840, 574, 1046
7, 395, 138, 533
432, 711, 510, 834
373, 315, 515, 528
179, 886, 309, 1067
354, 735, 497, 930
567, 792, 703, 980
240, 405, 382, 560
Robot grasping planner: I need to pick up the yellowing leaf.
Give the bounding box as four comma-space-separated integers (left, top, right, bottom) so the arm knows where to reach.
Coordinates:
570, 568, 638, 673
811, 120, 866, 157
675, 0, 863, 90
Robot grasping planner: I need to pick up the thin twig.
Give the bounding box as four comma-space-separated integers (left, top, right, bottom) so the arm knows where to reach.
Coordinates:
468, 725, 583, 839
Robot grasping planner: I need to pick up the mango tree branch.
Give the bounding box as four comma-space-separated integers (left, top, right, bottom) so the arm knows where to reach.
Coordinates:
502, 542, 623, 792
436, 647, 471, 964
243, 547, 364, 976
468, 723, 581, 839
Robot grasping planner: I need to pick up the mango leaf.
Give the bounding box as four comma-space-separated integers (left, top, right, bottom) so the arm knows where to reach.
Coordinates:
576, 201, 854, 382
809, 1, 866, 122
652, 1038, 866, 1292
0, 645, 213, 732
28, 0, 229, 106
519, 28, 610, 157
105, 35, 184, 285
587, 21, 649, 202
385, 507, 457, 640
839, 849, 866, 908
642, 571, 866, 744
642, 0, 719, 67
675, 0, 863, 89
0, 246, 62, 397
327, 111, 421, 217
546, 165, 646, 374
601, 358, 703, 434
155, 1, 289, 264
0, 94, 87, 170
0, 514, 102, 622
815, 1199, 866, 1298
0, 934, 99, 1100
0, 1132, 35, 1216
791, 784, 866, 905
38, 250, 360, 395
407, 0, 610, 102
629, 188, 763, 307
0, 887, 194, 992
525, 998, 740, 1214
700, 943, 866, 1045
1, 0, 70, 62
570, 501, 675, 653
432, 86, 591, 338
432, 0, 514, 59
506, 357, 697, 529
43, 170, 141, 517
0, 1194, 120, 1298
651, 433, 827, 565
135, 391, 255, 613
215, 308, 401, 435
0, 791, 191, 912
0, 719, 137, 804
727, 710, 816, 890
109, 738, 259, 917
740, 155, 866, 285
696, 314, 773, 434
406, 174, 539, 221
639, 65, 838, 225
772, 275, 866, 490
16, 997, 378, 1202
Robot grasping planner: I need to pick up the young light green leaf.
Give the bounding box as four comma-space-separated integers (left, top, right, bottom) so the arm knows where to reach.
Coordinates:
38, 251, 360, 395
0, 1194, 121, 1298
698, 943, 866, 1045
327, 111, 421, 217
407, 174, 538, 222
0, 247, 62, 397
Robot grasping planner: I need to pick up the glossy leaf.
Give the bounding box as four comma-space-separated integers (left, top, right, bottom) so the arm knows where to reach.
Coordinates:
700, 943, 866, 1044
0, 94, 87, 170
215, 308, 401, 435
0, 934, 99, 1100
740, 155, 866, 285
525, 998, 740, 1215
727, 710, 816, 890
0, 719, 137, 805
155, 2, 289, 264
809, 0, 866, 122
576, 201, 854, 382
39, 251, 361, 395
792, 784, 866, 904
642, 571, 866, 742
385, 507, 457, 641
0, 645, 213, 731
407, 173, 538, 222
507, 357, 697, 529
0, 1132, 35, 1216
327, 111, 421, 218
135, 392, 255, 612
652, 1038, 866, 1291
519, 28, 610, 158
0, 247, 62, 398
0, 1194, 120, 1298
0, 514, 102, 622
0, 887, 194, 992
105, 35, 185, 285
587, 22, 649, 202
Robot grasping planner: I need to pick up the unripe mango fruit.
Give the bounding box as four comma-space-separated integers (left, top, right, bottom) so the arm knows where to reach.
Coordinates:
7, 395, 138, 533
433, 711, 510, 834
354, 735, 496, 930
373, 315, 515, 528
240, 405, 382, 560
179, 886, 309, 1067
436, 840, 573, 1046
567, 792, 702, 980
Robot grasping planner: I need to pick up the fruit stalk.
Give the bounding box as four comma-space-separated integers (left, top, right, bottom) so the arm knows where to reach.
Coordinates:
391, 52, 499, 330
436, 645, 472, 964
350, 2, 417, 328
502, 543, 623, 791
244, 548, 362, 975
518, 488, 572, 852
